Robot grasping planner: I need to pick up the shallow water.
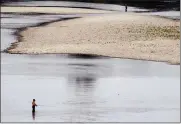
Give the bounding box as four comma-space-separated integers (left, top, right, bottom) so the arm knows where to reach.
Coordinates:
1, 53, 180, 122
2, 1, 180, 20
2, 1, 148, 12
1, 3, 180, 122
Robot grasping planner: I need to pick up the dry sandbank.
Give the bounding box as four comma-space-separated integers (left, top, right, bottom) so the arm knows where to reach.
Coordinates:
1, 6, 114, 14
6, 13, 180, 64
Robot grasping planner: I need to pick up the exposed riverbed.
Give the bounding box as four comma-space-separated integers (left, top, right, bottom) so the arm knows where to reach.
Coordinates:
1, 1, 180, 123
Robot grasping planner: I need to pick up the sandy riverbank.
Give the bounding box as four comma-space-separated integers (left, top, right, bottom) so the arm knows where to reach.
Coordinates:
5, 12, 180, 64
1, 6, 113, 14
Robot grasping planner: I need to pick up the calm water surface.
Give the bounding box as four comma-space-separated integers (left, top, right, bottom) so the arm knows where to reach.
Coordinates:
1, 53, 180, 122
1, 2, 180, 122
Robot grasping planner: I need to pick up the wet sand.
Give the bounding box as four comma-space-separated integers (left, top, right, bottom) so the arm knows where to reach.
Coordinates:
6, 12, 180, 65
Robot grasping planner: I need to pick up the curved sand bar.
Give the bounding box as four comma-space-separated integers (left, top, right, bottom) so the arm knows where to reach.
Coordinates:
6, 12, 180, 64
1, 6, 113, 14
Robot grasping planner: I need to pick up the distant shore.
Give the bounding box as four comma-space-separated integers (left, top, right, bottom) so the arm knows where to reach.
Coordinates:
2, 7, 180, 65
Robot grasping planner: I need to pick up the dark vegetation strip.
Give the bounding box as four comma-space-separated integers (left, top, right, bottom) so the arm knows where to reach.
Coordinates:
115, 0, 180, 11
59, 0, 180, 11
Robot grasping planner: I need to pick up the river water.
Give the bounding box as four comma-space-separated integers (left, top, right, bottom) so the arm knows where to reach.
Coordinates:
1, 1, 180, 123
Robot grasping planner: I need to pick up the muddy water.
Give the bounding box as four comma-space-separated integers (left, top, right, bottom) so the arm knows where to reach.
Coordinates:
1, 2, 180, 122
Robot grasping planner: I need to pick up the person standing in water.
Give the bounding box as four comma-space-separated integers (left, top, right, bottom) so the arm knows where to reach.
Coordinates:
125, 4, 128, 12
32, 99, 38, 112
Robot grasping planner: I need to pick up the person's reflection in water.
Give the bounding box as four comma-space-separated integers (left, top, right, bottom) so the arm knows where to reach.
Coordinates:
32, 99, 37, 120
67, 64, 98, 120
32, 111, 35, 120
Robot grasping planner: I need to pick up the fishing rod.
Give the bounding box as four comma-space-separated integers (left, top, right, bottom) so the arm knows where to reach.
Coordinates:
29, 99, 65, 108
37, 104, 58, 107
29, 101, 59, 107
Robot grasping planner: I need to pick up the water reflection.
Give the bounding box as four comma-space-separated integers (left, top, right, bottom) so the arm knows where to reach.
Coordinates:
64, 63, 99, 121
67, 63, 97, 92
68, 54, 103, 59
32, 112, 35, 120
